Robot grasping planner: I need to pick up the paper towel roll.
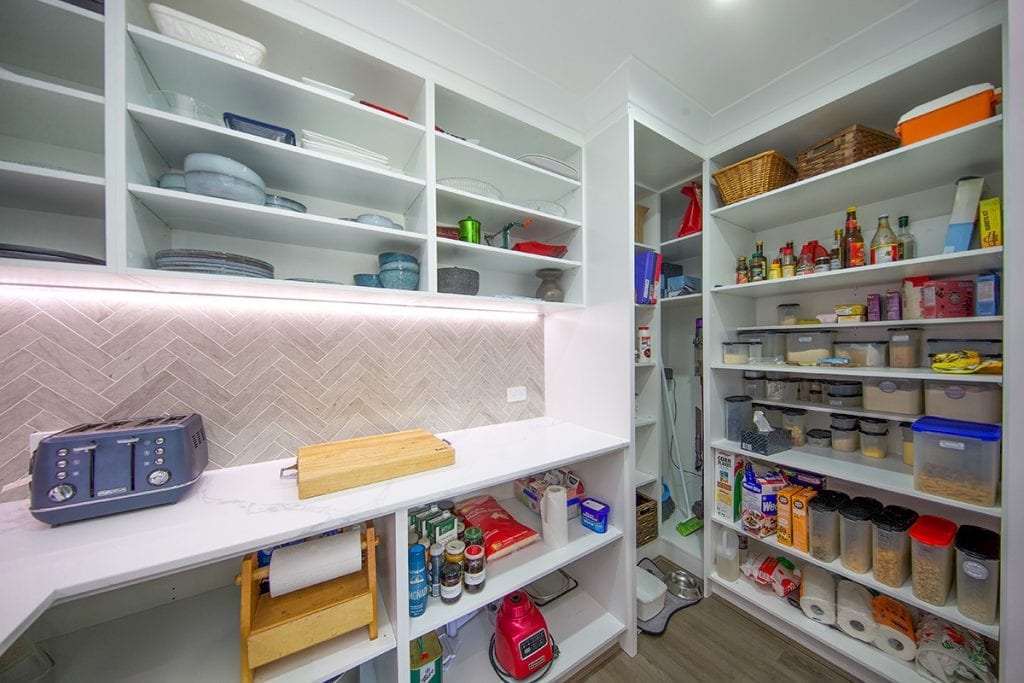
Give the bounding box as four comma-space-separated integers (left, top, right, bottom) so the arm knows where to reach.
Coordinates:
836, 580, 877, 642
799, 564, 836, 625
874, 624, 917, 661
541, 485, 569, 547
872, 595, 917, 661
269, 532, 362, 597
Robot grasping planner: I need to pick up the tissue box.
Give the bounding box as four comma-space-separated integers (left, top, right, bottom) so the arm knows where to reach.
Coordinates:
514, 469, 583, 519
740, 427, 792, 455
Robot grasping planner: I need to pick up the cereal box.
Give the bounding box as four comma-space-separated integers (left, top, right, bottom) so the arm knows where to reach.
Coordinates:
775, 485, 803, 547
714, 450, 744, 523
791, 487, 818, 553
741, 463, 786, 538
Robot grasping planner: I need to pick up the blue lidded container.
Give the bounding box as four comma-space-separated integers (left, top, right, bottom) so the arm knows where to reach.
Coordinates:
912, 417, 1002, 507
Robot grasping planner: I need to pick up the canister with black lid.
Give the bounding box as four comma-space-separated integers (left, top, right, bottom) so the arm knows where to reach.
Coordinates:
839, 497, 883, 573
808, 490, 850, 562
872, 506, 919, 587
954, 525, 1000, 624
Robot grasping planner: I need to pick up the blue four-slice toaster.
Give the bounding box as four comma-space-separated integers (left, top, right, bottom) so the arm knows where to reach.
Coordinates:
29, 414, 208, 525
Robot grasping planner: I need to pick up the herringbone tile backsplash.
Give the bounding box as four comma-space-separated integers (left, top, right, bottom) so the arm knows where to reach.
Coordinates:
0, 291, 544, 502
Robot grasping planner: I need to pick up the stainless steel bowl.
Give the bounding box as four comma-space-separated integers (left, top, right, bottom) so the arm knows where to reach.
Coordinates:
665, 570, 702, 600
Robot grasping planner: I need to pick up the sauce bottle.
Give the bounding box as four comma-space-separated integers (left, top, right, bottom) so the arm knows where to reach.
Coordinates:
896, 215, 917, 260
843, 206, 865, 267
830, 229, 843, 270
870, 214, 899, 264
735, 256, 749, 284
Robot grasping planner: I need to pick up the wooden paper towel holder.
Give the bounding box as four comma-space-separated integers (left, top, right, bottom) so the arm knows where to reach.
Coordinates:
235, 523, 379, 682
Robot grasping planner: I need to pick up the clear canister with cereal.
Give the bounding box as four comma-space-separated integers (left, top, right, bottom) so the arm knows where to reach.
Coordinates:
808, 490, 850, 563
954, 525, 1000, 624
909, 515, 957, 606
872, 505, 919, 588
839, 497, 883, 574
783, 408, 808, 447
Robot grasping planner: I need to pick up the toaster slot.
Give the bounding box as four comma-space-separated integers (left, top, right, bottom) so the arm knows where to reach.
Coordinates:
92, 439, 134, 498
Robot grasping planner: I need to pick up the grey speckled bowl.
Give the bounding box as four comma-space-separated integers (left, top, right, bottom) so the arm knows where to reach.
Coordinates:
438, 267, 480, 295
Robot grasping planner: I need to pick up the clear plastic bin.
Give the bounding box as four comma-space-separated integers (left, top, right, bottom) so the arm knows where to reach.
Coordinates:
872, 506, 919, 587
725, 395, 753, 442
827, 391, 862, 408
913, 417, 1001, 506
722, 341, 751, 364
839, 497, 882, 573
766, 374, 786, 401
739, 331, 786, 364
783, 408, 808, 447
863, 378, 923, 415
743, 371, 767, 399
954, 525, 1000, 624
831, 428, 860, 452
786, 331, 836, 365
778, 303, 801, 325
808, 490, 850, 562
924, 381, 1002, 424
782, 378, 801, 402
834, 341, 888, 367
889, 327, 923, 368
909, 515, 957, 606
860, 429, 888, 459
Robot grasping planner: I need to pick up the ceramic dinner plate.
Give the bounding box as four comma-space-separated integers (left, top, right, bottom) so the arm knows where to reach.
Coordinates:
516, 154, 579, 181
300, 77, 355, 100
0, 243, 104, 265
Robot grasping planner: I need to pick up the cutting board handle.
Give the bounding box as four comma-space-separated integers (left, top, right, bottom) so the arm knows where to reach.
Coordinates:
280, 462, 298, 480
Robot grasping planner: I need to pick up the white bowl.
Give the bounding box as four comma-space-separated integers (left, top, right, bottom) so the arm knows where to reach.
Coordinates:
355, 213, 400, 229
149, 3, 266, 67
184, 153, 265, 190
185, 171, 265, 205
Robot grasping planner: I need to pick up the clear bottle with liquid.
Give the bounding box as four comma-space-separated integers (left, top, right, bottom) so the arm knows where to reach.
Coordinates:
717, 527, 741, 581
780, 247, 796, 278
896, 215, 917, 260
870, 214, 899, 264
830, 229, 843, 270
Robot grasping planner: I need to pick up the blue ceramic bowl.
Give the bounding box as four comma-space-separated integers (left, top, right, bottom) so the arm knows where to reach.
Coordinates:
378, 252, 418, 267
379, 269, 419, 290
353, 273, 382, 287
379, 261, 419, 273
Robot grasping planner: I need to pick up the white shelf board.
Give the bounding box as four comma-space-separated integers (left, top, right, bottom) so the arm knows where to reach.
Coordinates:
710, 439, 1001, 518
0, 418, 626, 652
711, 117, 1003, 231
409, 498, 622, 638
635, 470, 658, 487
435, 186, 581, 242
0, 71, 104, 153
660, 232, 702, 261
128, 27, 424, 165
0, 161, 103, 217
737, 316, 1003, 332
634, 416, 657, 428
635, 303, 656, 310
709, 573, 923, 683
661, 292, 702, 307
440, 588, 624, 681
710, 248, 1004, 298
436, 133, 580, 201
634, 241, 656, 252
129, 185, 426, 255
751, 398, 921, 423
39, 585, 394, 683
128, 106, 425, 212
712, 516, 998, 639
660, 508, 704, 566
710, 363, 1003, 384
635, 361, 657, 368
2, 0, 104, 93
435, 239, 580, 274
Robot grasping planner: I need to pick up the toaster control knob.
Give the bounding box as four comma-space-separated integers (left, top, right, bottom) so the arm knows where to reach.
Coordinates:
148, 469, 171, 486
48, 483, 76, 503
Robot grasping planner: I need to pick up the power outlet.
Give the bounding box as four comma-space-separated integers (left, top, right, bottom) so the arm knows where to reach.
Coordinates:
506, 386, 527, 403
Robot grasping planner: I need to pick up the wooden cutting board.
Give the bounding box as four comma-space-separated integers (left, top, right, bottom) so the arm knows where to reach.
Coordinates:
294, 429, 455, 499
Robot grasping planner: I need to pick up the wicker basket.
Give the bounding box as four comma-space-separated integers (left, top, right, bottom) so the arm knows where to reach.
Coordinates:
796, 124, 900, 180
712, 150, 797, 205
636, 491, 658, 547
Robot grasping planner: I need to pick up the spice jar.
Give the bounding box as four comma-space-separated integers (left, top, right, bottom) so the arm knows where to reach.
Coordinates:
872, 506, 919, 588
783, 408, 808, 447
808, 490, 850, 562
429, 543, 444, 598
444, 539, 466, 566
909, 515, 957, 606
954, 525, 1000, 624
440, 562, 463, 604
464, 526, 483, 547
463, 544, 486, 594
839, 497, 883, 574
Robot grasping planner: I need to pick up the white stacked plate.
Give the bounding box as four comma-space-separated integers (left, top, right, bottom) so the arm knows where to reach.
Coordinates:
301, 129, 390, 168
154, 249, 274, 278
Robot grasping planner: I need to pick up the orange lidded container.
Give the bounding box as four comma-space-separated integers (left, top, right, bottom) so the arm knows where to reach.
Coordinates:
896, 84, 1001, 146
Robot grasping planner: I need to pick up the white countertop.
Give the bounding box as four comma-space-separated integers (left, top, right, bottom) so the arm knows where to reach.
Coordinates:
0, 417, 627, 653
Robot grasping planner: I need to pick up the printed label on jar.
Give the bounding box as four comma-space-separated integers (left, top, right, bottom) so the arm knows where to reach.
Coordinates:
799, 336, 812, 343
880, 381, 898, 393
963, 560, 989, 580
440, 582, 462, 599
944, 385, 967, 400
464, 569, 486, 585
939, 439, 966, 451
892, 335, 909, 343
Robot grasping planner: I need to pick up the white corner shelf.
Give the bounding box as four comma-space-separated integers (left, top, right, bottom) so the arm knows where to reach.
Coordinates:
2, 0, 104, 93
0, 161, 104, 217
0, 70, 104, 160
710, 117, 1003, 231
710, 439, 1001, 518
709, 248, 1004, 298
435, 186, 581, 239
634, 241, 656, 252
749, 398, 921, 423
435, 239, 580, 274
409, 497, 622, 638
712, 516, 998, 639
736, 316, 1003, 332
635, 469, 658, 487
710, 363, 1003, 384
660, 232, 702, 261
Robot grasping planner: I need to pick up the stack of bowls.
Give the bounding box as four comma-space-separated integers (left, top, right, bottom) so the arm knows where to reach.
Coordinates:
184, 153, 265, 205
377, 252, 419, 290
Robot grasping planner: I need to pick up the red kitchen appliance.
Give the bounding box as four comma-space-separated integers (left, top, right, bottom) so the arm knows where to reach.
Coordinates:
491, 591, 556, 680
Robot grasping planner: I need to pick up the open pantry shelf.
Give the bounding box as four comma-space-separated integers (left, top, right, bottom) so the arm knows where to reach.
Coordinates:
436, 239, 579, 274
711, 439, 1001, 518
712, 516, 998, 639
660, 232, 702, 261
736, 316, 1003, 332
635, 470, 658, 487
0, 161, 104, 217
710, 363, 1003, 384
710, 117, 1003, 231
749, 398, 921, 423
435, 186, 581, 241
1, 0, 104, 93
661, 292, 702, 307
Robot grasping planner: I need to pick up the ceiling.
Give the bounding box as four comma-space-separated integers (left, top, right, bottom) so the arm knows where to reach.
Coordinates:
398, 0, 916, 116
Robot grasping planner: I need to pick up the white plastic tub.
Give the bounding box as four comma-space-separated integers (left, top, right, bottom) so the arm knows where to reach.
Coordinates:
636, 568, 667, 621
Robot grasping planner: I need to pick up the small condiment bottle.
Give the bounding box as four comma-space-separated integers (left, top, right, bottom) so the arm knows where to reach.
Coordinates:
428, 543, 444, 598
463, 544, 486, 593
735, 256, 749, 284
768, 259, 782, 280
440, 562, 462, 604
813, 256, 830, 273
464, 526, 483, 547
444, 539, 466, 567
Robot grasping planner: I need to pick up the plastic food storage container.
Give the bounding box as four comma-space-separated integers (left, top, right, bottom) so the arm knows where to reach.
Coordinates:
808, 490, 850, 562
859, 417, 888, 435
766, 374, 786, 401
761, 405, 784, 427
926, 338, 1003, 358
839, 497, 882, 573
831, 428, 860, 452
863, 378, 923, 415
783, 408, 808, 447
831, 413, 859, 430
901, 422, 915, 466
913, 417, 1001, 506
782, 378, 801, 402
739, 331, 786, 364
827, 388, 862, 408
860, 428, 888, 459
722, 341, 752, 364
909, 515, 957, 606
895, 84, 1001, 145
954, 525, 1000, 624
787, 331, 836, 365
636, 567, 668, 621
924, 381, 1002, 423
725, 395, 753, 442
834, 341, 888, 367
829, 381, 863, 397
778, 303, 801, 325
806, 429, 832, 448
872, 506, 919, 587
743, 371, 767, 399
889, 327, 923, 368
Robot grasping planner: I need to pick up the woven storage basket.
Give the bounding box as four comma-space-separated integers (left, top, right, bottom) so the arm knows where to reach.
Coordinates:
713, 150, 797, 205
636, 491, 658, 547
796, 124, 900, 180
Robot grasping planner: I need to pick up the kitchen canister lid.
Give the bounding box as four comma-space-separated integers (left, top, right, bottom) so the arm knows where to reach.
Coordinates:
725, 395, 753, 403
954, 525, 1000, 561
743, 370, 767, 379
808, 489, 850, 512
912, 416, 1002, 441
909, 515, 957, 547
872, 505, 919, 532
783, 408, 808, 416
838, 496, 883, 522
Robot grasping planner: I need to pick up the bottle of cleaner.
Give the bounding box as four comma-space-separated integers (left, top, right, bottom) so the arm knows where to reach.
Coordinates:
717, 527, 741, 581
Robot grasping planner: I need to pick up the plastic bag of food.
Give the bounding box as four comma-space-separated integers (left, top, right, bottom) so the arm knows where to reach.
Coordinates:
455, 495, 539, 559
740, 553, 801, 597
915, 614, 996, 683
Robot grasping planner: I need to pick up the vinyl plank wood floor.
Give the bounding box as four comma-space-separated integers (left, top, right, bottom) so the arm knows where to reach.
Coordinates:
571, 560, 857, 683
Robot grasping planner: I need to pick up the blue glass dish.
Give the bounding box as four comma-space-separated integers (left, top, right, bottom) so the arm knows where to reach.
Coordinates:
223, 112, 296, 145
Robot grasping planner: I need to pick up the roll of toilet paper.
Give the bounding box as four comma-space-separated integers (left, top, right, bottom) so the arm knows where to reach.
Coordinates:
799, 564, 836, 625
836, 580, 877, 642
541, 485, 569, 547
269, 531, 362, 597
872, 595, 917, 661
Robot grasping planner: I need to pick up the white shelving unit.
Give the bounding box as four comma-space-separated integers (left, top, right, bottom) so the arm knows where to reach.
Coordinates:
702, 23, 1006, 682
